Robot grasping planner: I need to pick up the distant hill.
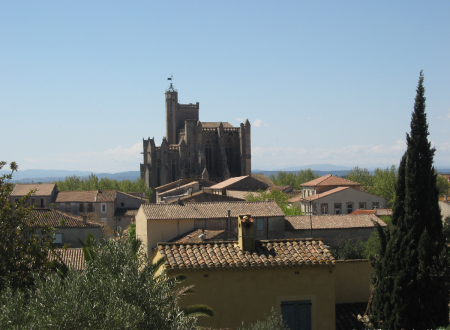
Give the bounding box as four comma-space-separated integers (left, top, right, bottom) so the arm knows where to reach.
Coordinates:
252, 169, 351, 178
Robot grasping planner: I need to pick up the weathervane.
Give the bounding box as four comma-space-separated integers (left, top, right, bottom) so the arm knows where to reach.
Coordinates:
167, 74, 176, 92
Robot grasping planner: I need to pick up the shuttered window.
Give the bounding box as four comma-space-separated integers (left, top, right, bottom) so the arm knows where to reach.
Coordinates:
281, 300, 312, 330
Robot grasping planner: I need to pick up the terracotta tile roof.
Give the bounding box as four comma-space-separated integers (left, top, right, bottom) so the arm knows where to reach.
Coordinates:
268, 185, 292, 193
155, 238, 335, 271
286, 190, 302, 199
49, 248, 85, 271
201, 122, 234, 128
55, 190, 117, 202
155, 179, 202, 192
349, 209, 375, 215
170, 229, 237, 244
251, 174, 275, 187
300, 186, 351, 202
301, 175, 360, 187
285, 214, 386, 230
210, 176, 248, 189
28, 209, 101, 228
141, 201, 284, 220
225, 190, 260, 200
114, 208, 139, 217
117, 191, 147, 201
336, 303, 369, 330
11, 183, 56, 197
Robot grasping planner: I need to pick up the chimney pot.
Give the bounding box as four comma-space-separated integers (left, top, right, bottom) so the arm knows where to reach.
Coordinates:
238, 214, 255, 253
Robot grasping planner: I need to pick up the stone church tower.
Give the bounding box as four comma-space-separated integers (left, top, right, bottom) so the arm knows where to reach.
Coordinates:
140, 82, 251, 193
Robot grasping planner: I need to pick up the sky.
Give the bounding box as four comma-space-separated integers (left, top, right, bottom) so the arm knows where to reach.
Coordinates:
1, 1, 450, 173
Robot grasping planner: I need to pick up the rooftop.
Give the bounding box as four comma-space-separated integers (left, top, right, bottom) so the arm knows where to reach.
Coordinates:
169, 229, 237, 244
209, 176, 248, 189
251, 173, 275, 187
55, 190, 117, 203
114, 208, 139, 218
140, 201, 285, 220
28, 209, 101, 228
226, 190, 259, 200
155, 238, 335, 271
301, 175, 360, 187
201, 122, 234, 128
11, 183, 56, 197
289, 186, 351, 203
284, 214, 386, 230
49, 248, 85, 271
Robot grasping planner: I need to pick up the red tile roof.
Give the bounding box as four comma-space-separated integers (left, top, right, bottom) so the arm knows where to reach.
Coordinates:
28, 209, 101, 228
11, 183, 56, 197
349, 209, 375, 215
49, 248, 85, 271
301, 175, 360, 187
284, 214, 386, 230
55, 190, 116, 202
226, 190, 260, 200
290, 186, 351, 203
155, 238, 335, 271
141, 201, 284, 220
209, 176, 248, 189
251, 174, 275, 187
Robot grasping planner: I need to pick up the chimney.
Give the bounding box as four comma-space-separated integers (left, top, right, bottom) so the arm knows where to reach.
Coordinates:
238, 214, 255, 253
82, 215, 87, 224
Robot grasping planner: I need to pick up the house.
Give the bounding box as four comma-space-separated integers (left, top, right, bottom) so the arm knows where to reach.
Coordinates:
135, 201, 285, 256
289, 185, 387, 215
300, 175, 361, 197
54, 190, 145, 230
48, 248, 85, 271
152, 214, 372, 329
29, 208, 102, 248
10, 183, 58, 208
207, 175, 270, 195
284, 214, 387, 247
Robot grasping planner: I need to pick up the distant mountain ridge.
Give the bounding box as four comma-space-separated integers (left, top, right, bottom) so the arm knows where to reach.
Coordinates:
3, 165, 450, 183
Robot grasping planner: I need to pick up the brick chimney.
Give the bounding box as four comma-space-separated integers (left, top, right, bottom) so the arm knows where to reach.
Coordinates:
238, 214, 255, 253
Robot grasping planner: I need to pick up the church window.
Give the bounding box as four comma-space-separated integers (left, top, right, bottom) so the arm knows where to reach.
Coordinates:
172, 160, 176, 181
205, 141, 212, 173
226, 138, 232, 171
157, 160, 161, 187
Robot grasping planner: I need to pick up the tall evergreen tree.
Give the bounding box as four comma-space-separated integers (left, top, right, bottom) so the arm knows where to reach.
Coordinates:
370, 72, 449, 329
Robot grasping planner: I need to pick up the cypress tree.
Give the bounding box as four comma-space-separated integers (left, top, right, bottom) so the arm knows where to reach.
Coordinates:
370, 72, 449, 329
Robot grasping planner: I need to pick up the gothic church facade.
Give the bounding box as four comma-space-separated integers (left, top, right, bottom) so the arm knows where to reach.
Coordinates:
140, 84, 251, 192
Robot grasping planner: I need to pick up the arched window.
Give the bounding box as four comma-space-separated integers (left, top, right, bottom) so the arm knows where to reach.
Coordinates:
157, 160, 161, 187
205, 141, 212, 173
171, 160, 176, 182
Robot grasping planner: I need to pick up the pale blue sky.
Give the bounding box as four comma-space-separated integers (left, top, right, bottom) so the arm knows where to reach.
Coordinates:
1, 1, 449, 172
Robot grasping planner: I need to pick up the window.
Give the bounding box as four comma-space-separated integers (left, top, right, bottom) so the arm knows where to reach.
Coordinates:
54, 234, 63, 246
117, 218, 121, 222
40, 199, 44, 208
31, 198, 35, 205
101, 203, 106, 213
281, 300, 312, 330
79, 203, 84, 212
347, 202, 353, 214
373, 202, 380, 209
321, 203, 328, 214
15, 199, 19, 203
334, 203, 342, 215
359, 202, 366, 209
120, 203, 124, 207
257, 218, 264, 231
88, 203, 94, 212
60, 203, 65, 212
65, 203, 71, 213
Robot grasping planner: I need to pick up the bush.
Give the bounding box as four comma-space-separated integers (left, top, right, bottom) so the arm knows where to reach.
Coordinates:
0, 235, 211, 329
237, 308, 289, 330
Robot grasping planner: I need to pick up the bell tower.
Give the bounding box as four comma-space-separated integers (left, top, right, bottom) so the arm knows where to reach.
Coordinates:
165, 78, 178, 145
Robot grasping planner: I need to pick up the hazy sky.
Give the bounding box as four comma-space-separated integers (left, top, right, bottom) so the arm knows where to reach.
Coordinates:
1, 1, 449, 173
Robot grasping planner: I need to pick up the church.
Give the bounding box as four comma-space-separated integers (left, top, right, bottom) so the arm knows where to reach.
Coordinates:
140, 82, 251, 193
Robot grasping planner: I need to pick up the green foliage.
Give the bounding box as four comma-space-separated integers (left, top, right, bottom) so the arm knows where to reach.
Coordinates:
128, 222, 136, 242
378, 215, 392, 225
269, 169, 319, 189
436, 174, 450, 197
56, 174, 152, 200
245, 190, 302, 215
331, 232, 382, 261
370, 72, 450, 329
237, 307, 289, 330
0, 235, 212, 329
0, 161, 58, 292
346, 165, 398, 208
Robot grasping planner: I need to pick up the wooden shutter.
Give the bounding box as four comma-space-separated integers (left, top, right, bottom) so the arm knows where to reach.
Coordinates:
281, 300, 312, 330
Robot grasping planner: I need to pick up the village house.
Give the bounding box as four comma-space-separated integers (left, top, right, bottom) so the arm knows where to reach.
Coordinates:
152, 214, 372, 329
10, 183, 58, 208
288, 175, 387, 215
135, 201, 285, 256
207, 175, 271, 195
29, 208, 102, 248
